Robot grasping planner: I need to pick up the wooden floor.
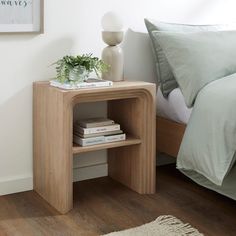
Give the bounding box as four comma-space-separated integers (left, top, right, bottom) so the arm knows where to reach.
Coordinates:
0, 164, 236, 236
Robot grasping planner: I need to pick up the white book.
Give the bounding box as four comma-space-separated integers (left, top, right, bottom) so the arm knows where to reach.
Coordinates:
50, 79, 113, 90
73, 133, 126, 147
105, 133, 126, 143
76, 117, 114, 128
76, 124, 120, 135
74, 130, 123, 138
73, 135, 105, 146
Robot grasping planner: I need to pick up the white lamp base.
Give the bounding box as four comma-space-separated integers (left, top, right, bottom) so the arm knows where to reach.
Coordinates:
102, 45, 124, 82
101, 31, 124, 82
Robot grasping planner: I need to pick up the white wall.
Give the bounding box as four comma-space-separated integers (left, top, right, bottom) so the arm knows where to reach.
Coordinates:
1, 0, 236, 195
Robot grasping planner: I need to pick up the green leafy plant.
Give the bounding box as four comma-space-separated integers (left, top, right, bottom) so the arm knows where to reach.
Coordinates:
52, 54, 109, 83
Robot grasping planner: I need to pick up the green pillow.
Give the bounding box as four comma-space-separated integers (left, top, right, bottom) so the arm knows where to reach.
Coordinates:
153, 30, 236, 107
144, 19, 235, 97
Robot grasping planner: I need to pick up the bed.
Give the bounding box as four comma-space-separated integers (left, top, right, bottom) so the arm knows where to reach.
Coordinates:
122, 20, 236, 158
122, 21, 236, 200
122, 27, 188, 158
156, 87, 189, 157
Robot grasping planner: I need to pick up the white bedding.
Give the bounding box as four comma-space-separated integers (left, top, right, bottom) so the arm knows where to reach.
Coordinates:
157, 87, 192, 124
122, 28, 191, 124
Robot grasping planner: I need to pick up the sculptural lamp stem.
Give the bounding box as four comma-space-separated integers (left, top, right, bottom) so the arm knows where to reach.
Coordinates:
102, 31, 124, 82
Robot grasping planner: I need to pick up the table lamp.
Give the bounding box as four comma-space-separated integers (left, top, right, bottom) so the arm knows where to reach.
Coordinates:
101, 11, 124, 82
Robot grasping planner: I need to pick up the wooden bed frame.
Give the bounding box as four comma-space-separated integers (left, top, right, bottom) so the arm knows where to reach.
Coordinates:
156, 116, 186, 157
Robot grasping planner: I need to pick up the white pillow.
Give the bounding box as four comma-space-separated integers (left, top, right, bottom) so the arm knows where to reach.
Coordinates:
122, 28, 157, 84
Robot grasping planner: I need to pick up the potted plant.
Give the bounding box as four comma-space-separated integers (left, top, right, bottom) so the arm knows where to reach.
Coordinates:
53, 54, 109, 84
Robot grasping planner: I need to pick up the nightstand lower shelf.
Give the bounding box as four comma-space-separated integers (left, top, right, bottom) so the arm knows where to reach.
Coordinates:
73, 135, 141, 154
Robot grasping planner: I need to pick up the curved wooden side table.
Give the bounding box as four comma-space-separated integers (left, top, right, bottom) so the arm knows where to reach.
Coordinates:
33, 81, 156, 214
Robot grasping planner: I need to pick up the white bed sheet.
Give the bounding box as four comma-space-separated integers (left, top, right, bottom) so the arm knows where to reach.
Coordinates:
157, 87, 192, 124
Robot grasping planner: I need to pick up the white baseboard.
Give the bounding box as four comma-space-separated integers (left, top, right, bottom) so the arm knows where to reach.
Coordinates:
0, 163, 108, 196
1, 155, 169, 195
0, 175, 33, 196
1, 158, 167, 195
73, 163, 108, 182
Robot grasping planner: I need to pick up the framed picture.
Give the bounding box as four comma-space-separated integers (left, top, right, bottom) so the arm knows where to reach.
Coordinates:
0, 0, 44, 33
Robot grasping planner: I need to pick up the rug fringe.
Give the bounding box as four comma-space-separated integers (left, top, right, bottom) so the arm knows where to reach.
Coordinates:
155, 215, 203, 235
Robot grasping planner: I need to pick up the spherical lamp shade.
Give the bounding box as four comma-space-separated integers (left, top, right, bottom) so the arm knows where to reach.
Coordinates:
101, 11, 123, 32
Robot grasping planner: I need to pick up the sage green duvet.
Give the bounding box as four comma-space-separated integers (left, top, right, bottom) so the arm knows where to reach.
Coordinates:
155, 30, 236, 199
177, 73, 236, 199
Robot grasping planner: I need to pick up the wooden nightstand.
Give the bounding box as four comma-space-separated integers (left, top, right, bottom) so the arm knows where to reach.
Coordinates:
33, 81, 156, 214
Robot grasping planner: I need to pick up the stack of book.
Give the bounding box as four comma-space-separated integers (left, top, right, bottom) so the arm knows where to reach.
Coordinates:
50, 78, 113, 90
73, 117, 126, 146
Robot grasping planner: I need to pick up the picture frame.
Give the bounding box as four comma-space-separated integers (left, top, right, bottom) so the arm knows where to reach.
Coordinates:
0, 0, 44, 33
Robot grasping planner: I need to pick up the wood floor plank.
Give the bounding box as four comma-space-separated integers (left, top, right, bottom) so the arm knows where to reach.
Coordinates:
0, 164, 236, 236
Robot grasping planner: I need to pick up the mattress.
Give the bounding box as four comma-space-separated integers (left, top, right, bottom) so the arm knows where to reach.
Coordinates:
156, 87, 192, 124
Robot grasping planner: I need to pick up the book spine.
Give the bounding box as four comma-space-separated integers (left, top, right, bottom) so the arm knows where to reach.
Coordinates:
76, 81, 113, 88
105, 134, 126, 143
73, 135, 105, 146
73, 130, 123, 138
73, 134, 126, 147
50, 80, 113, 90
77, 124, 120, 135
80, 120, 115, 128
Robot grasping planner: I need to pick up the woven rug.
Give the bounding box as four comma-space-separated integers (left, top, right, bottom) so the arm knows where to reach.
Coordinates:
103, 215, 204, 236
